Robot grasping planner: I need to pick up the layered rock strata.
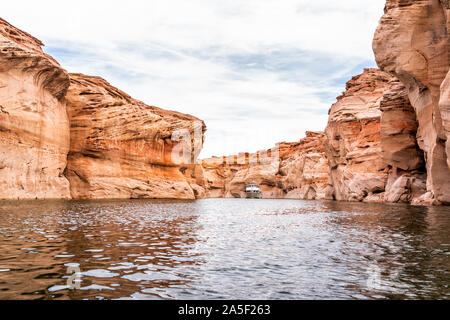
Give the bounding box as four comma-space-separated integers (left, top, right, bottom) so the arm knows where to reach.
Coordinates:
324, 69, 392, 202
199, 68, 431, 205
0, 17, 206, 200
373, 0, 450, 204
199, 132, 332, 199
380, 81, 428, 204
65, 74, 206, 199
324, 68, 427, 204
0, 18, 71, 199
0, 14, 448, 205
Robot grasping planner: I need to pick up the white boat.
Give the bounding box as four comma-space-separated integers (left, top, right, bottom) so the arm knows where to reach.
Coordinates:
246, 183, 262, 199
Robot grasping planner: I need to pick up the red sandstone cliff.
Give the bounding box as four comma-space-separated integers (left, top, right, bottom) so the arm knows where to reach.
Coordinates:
198, 132, 332, 200
0, 12, 448, 205
0, 18, 206, 200
65, 74, 206, 199
190, 1, 450, 206
0, 18, 71, 199
373, 0, 450, 205
324, 68, 427, 204
201, 68, 430, 205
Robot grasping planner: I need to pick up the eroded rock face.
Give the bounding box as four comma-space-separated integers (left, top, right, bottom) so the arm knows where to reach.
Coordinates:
324, 68, 427, 204
381, 81, 428, 204
199, 132, 332, 200
276, 132, 332, 200
65, 74, 206, 199
0, 15, 446, 205
373, 0, 450, 204
0, 17, 207, 200
380, 82, 424, 171
0, 18, 71, 199
324, 69, 392, 202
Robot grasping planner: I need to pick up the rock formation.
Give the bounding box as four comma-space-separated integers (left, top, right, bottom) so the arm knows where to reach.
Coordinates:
324, 69, 392, 202
324, 68, 427, 204
0, 18, 71, 200
0, 13, 448, 205
0, 17, 206, 200
380, 82, 424, 171
199, 132, 332, 199
277, 132, 333, 200
373, 0, 450, 204
65, 74, 206, 199
380, 81, 429, 204
199, 68, 432, 205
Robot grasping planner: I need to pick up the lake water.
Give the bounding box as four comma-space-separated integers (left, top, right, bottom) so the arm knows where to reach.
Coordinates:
0, 199, 448, 300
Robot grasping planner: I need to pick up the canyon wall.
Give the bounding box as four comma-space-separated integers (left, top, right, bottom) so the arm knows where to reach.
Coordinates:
199, 68, 429, 205
373, 0, 450, 204
202, 1, 450, 205
0, 18, 205, 200
198, 132, 332, 200
324, 68, 427, 204
324, 69, 392, 202
0, 13, 448, 205
65, 74, 206, 200
0, 18, 71, 200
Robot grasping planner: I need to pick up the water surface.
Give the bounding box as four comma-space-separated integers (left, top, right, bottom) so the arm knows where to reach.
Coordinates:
0, 199, 448, 300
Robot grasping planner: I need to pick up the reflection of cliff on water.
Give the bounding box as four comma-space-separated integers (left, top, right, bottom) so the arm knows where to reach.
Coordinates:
0, 200, 203, 300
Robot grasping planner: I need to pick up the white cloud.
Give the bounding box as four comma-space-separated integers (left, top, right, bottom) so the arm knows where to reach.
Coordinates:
1, 0, 386, 157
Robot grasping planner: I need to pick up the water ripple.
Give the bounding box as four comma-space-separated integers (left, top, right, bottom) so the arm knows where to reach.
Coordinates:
0, 199, 448, 300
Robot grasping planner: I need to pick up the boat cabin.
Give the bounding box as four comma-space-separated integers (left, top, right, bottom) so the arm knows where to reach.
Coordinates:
246, 183, 262, 199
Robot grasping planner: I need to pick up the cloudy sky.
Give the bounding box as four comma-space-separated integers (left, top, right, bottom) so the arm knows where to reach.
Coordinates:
2, 0, 386, 158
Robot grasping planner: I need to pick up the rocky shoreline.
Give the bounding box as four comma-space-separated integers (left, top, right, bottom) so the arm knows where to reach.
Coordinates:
0, 0, 449, 205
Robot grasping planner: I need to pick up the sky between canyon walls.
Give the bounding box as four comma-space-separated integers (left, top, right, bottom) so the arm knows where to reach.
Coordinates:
2, 0, 386, 158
